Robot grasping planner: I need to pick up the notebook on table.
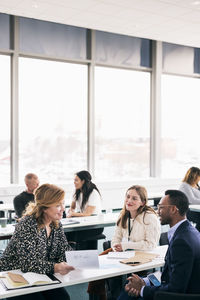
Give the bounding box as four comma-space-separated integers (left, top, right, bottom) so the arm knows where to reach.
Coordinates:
0, 271, 60, 290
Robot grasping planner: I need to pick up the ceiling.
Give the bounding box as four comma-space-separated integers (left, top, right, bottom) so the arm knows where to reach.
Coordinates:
1, 0, 200, 48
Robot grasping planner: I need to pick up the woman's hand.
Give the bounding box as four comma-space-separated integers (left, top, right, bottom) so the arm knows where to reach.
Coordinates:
54, 262, 75, 275
113, 243, 123, 252
66, 209, 75, 218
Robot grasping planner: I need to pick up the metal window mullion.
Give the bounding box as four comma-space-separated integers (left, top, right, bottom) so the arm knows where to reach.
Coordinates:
87, 30, 95, 177
10, 16, 19, 183
150, 41, 162, 177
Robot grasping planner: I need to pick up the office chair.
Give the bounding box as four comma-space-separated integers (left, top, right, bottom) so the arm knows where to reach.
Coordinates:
0, 201, 5, 218
103, 240, 111, 251
72, 228, 106, 250
187, 210, 200, 232
154, 291, 200, 300
159, 232, 169, 246
79, 231, 106, 250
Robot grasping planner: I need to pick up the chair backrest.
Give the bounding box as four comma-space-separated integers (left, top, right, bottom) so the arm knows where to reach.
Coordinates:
159, 232, 169, 246
0, 201, 4, 218
154, 291, 200, 300
103, 240, 111, 251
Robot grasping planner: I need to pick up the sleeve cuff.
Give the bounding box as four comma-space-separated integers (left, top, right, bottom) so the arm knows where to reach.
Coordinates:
143, 277, 151, 286
140, 278, 150, 297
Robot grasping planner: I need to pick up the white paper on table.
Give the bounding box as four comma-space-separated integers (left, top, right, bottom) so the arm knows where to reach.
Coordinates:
107, 251, 135, 259
65, 250, 99, 269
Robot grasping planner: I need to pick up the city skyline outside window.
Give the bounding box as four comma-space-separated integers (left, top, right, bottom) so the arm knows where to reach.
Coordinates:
95, 66, 150, 181
19, 57, 87, 184
0, 55, 10, 184
161, 74, 200, 178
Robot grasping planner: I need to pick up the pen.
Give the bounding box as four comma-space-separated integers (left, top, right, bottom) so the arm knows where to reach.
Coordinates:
126, 261, 140, 265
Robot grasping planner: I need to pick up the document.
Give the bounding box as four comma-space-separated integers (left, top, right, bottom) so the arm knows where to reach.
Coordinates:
0, 271, 60, 290
107, 251, 135, 259
65, 250, 99, 269
120, 251, 158, 266
61, 218, 80, 225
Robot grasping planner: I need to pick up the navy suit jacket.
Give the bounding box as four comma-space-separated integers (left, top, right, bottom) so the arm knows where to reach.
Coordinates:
143, 220, 200, 300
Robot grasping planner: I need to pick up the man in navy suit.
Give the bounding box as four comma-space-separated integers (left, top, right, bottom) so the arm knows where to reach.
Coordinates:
118, 189, 200, 300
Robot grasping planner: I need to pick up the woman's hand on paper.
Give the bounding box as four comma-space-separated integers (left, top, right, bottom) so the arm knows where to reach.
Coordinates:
54, 262, 75, 275
113, 243, 123, 252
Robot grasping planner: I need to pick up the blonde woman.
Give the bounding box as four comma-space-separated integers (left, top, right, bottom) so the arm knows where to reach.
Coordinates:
0, 183, 74, 300
179, 167, 200, 204
179, 167, 200, 231
112, 185, 160, 251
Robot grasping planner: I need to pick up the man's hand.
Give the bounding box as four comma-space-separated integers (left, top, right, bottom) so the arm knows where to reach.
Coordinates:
125, 274, 145, 297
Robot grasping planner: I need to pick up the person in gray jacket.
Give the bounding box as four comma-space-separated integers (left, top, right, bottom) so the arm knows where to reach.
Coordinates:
179, 166, 200, 204
179, 166, 200, 231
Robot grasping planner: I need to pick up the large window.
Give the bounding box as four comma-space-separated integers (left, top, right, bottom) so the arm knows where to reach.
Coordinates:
95, 67, 150, 181
161, 74, 200, 178
19, 58, 87, 183
0, 55, 10, 184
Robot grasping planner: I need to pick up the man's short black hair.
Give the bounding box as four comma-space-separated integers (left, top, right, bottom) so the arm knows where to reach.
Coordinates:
165, 189, 189, 216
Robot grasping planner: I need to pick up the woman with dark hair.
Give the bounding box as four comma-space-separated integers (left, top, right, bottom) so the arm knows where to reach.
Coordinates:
179, 167, 200, 204
67, 171, 103, 249
0, 183, 74, 300
67, 170, 102, 217
111, 185, 160, 251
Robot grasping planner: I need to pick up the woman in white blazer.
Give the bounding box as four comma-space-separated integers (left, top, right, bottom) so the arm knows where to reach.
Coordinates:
111, 184, 160, 252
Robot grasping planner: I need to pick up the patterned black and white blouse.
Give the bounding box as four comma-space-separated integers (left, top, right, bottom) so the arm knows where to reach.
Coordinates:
0, 215, 72, 274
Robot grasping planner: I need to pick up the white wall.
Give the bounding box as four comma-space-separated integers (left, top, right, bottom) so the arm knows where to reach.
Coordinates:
0, 178, 181, 209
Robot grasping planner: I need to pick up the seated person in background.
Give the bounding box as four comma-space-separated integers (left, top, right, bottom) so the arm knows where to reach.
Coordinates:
112, 185, 160, 252
0, 183, 74, 300
179, 166, 200, 231
67, 170, 103, 250
118, 190, 200, 300
179, 167, 200, 204
67, 170, 102, 217
88, 185, 160, 300
179, 166, 200, 204
13, 173, 39, 218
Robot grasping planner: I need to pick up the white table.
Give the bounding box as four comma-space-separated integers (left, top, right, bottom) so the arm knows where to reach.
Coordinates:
62, 213, 119, 232
189, 205, 200, 212
0, 213, 119, 240
0, 224, 15, 240
0, 203, 15, 224
0, 245, 167, 299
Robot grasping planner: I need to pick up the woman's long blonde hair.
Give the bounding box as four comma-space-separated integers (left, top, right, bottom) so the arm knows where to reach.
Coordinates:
24, 183, 65, 228
182, 167, 200, 186
117, 185, 156, 229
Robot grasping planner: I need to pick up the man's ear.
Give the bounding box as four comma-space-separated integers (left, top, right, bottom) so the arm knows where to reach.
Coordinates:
172, 205, 179, 214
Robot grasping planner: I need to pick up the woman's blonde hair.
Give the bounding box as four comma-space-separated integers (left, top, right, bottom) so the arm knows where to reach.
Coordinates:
182, 167, 200, 186
24, 183, 65, 228
117, 185, 156, 229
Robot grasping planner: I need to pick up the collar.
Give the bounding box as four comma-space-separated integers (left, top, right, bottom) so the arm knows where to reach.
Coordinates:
167, 219, 187, 243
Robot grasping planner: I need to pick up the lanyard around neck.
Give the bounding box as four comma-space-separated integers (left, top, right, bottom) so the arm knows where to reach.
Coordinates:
128, 214, 134, 241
